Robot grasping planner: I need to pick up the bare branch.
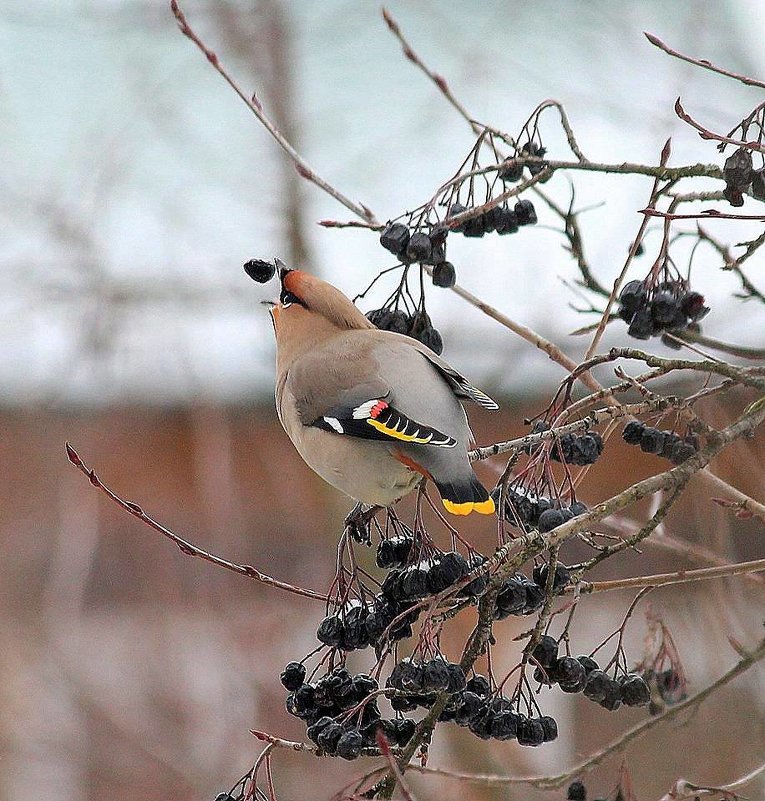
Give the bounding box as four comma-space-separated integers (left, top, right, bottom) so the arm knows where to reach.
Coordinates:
645, 32, 765, 91
695, 224, 765, 306
170, 1, 378, 224
642, 207, 765, 221
381, 7, 481, 136
65, 443, 328, 602
585, 139, 672, 360
582, 555, 765, 594
470, 397, 684, 462
674, 98, 765, 153
409, 635, 765, 790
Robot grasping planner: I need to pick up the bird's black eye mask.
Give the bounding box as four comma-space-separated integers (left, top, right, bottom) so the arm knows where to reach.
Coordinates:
280, 288, 307, 308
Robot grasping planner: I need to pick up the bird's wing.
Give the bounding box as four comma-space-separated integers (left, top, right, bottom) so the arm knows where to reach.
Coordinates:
312, 397, 457, 447
284, 331, 458, 448
415, 348, 499, 410
366, 330, 499, 410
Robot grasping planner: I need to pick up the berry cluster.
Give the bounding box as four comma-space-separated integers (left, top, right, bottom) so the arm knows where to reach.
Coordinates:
283, 665, 414, 759
317, 594, 419, 652
376, 534, 555, 626
316, 542, 489, 654
722, 146, 765, 206
365, 307, 444, 354
618, 279, 709, 341
386, 656, 467, 710
498, 142, 549, 182
531, 637, 650, 710
622, 421, 699, 464
492, 484, 588, 532
551, 431, 603, 465
380, 549, 487, 604
528, 422, 604, 466
493, 573, 545, 618
379, 223, 447, 266
432, 671, 558, 746
447, 198, 537, 238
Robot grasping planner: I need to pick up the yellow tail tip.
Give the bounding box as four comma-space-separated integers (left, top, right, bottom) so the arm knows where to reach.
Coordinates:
442, 497, 496, 516
442, 499, 474, 516
473, 497, 496, 515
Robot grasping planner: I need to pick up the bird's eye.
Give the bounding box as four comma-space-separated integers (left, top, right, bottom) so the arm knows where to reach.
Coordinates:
280, 289, 304, 307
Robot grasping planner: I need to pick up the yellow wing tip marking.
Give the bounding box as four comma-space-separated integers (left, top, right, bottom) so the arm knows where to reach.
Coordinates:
442, 497, 496, 516
367, 417, 431, 444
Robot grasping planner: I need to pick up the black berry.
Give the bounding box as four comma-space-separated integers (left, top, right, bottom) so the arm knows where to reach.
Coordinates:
243, 258, 276, 283
622, 421, 645, 445
539, 715, 558, 742
538, 508, 564, 532
317, 615, 344, 647
498, 158, 524, 182
496, 206, 519, 234
531, 635, 559, 668
639, 427, 665, 455
514, 199, 537, 226
670, 439, 697, 464
516, 716, 545, 746
533, 563, 571, 592
567, 780, 587, 801
432, 261, 456, 288
619, 674, 651, 706
751, 167, 765, 201
627, 308, 653, 340
380, 223, 410, 257
619, 280, 647, 310
419, 326, 444, 355
405, 232, 432, 262
598, 677, 623, 711
555, 656, 587, 692
577, 655, 599, 674
335, 728, 363, 760
583, 669, 610, 702
723, 147, 753, 190
280, 661, 306, 691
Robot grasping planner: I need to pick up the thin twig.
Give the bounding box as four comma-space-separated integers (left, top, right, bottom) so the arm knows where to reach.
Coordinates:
65, 443, 327, 602
582, 480, 689, 572
585, 138, 672, 360
645, 32, 765, 91
581, 555, 765, 594
408, 635, 765, 790
674, 97, 765, 153
643, 207, 765, 221
171, 1, 378, 224
381, 7, 481, 136
376, 731, 417, 801
469, 397, 683, 462
670, 328, 765, 360
695, 224, 765, 305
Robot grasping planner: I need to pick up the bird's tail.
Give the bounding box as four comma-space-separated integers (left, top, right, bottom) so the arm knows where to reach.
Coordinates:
436, 471, 495, 516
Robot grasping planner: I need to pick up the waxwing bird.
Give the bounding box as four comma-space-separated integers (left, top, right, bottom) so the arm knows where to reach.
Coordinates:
267, 265, 498, 515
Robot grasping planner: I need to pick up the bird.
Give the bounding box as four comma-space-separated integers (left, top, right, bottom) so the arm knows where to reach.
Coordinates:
266, 264, 498, 516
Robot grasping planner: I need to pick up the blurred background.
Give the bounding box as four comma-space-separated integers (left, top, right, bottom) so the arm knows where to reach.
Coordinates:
2, 1, 765, 799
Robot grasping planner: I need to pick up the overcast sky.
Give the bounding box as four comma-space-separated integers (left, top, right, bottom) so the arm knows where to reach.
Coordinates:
3, 0, 764, 404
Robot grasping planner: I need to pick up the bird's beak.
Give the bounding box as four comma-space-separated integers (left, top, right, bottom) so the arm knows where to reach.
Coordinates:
276, 257, 292, 282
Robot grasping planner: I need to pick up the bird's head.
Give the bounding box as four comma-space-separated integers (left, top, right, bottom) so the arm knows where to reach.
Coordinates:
268, 262, 374, 369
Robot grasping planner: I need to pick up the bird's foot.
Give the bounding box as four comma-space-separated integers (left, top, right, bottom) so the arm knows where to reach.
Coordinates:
343, 503, 381, 545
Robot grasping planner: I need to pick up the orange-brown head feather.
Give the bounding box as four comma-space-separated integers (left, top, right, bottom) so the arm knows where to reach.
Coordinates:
270, 269, 374, 373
